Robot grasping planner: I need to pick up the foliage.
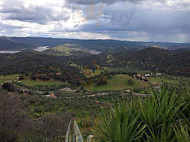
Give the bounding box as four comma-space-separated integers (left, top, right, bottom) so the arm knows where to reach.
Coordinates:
0, 88, 72, 142
174, 124, 190, 142
2, 82, 16, 92
94, 86, 190, 141
86, 74, 149, 91
95, 101, 146, 142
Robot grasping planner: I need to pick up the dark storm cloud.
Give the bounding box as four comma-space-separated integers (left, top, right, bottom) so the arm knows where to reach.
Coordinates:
0, 0, 69, 24
77, 6, 190, 36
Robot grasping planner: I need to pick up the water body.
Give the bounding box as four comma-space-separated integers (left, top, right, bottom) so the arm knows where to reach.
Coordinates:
0, 46, 49, 54
88, 50, 102, 55
34, 46, 49, 52
0, 51, 20, 54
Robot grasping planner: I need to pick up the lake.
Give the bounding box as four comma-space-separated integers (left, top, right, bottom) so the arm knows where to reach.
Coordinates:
34, 46, 49, 52
0, 46, 49, 54
0, 51, 20, 54
88, 50, 102, 55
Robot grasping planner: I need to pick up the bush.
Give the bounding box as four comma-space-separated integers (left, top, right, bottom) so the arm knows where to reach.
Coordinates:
30, 74, 37, 80
127, 79, 135, 85
0, 91, 34, 142
2, 82, 16, 92
95, 101, 145, 142
94, 86, 190, 141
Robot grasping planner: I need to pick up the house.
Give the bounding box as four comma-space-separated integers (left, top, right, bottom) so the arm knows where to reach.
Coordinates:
156, 73, 162, 76
50, 93, 57, 98
60, 87, 76, 92
95, 100, 99, 104
136, 74, 142, 80
145, 74, 151, 78
44, 95, 51, 98
124, 89, 131, 93
44, 93, 57, 98
56, 72, 62, 75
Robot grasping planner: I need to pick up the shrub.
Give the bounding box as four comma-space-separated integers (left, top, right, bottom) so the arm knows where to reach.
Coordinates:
0, 91, 34, 142
94, 101, 146, 142
128, 79, 135, 85
2, 82, 16, 92
139, 86, 186, 141
174, 124, 190, 142
94, 86, 190, 142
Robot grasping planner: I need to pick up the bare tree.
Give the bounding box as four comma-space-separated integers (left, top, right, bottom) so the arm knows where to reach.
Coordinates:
0, 89, 33, 142
38, 113, 72, 140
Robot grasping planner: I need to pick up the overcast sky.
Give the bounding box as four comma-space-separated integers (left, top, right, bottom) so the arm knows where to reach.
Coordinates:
0, 0, 190, 43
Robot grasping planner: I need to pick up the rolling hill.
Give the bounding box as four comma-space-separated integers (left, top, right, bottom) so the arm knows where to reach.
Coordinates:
113, 47, 190, 76
131, 47, 171, 72
1, 36, 190, 52
1, 36, 190, 77
0, 50, 85, 84
0, 36, 35, 50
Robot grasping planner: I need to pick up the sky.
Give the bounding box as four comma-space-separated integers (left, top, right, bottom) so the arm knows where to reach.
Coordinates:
0, 0, 190, 43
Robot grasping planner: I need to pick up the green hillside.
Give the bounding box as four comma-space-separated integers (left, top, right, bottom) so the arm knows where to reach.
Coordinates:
86, 74, 149, 91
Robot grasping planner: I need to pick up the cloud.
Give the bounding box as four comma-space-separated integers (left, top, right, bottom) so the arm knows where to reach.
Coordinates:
0, 0, 190, 43
0, 0, 70, 24
65, 0, 169, 5
70, 2, 190, 33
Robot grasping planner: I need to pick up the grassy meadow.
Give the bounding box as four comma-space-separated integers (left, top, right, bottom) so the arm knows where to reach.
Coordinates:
0, 74, 66, 89
86, 74, 149, 91
0, 74, 19, 84
21, 79, 66, 88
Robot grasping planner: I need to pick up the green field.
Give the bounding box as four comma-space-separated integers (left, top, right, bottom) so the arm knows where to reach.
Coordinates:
149, 75, 190, 92
21, 79, 66, 88
0, 74, 19, 84
0, 74, 66, 88
86, 74, 149, 91
45, 44, 83, 56
150, 75, 190, 85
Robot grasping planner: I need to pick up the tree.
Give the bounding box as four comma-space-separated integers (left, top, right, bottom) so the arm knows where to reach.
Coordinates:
30, 73, 37, 80
0, 90, 34, 142
127, 79, 135, 86
2, 82, 16, 92
38, 113, 72, 140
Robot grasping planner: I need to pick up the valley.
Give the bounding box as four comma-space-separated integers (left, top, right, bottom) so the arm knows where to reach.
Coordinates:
0, 36, 190, 141
1, 0, 190, 141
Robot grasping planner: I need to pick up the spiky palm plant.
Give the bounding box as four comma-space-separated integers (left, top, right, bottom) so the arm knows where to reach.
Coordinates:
139, 86, 186, 141
174, 124, 190, 142
94, 85, 189, 142
94, 101, 146, 142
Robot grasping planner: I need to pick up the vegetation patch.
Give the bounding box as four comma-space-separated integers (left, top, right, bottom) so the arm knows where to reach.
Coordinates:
21, 79, 66, 88
86, 74, 149, 91
44, 44, 89, 56
0, 74, 19, 84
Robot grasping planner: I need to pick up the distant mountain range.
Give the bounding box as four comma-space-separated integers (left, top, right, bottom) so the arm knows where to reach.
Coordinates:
1, 36, 190, 76
0, 36, 190, 51
0, 36, 35, 50
0, 46, 190, 76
